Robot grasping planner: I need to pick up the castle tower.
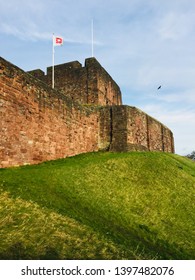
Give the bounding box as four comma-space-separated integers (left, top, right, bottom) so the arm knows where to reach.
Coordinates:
28, 58, 122, 106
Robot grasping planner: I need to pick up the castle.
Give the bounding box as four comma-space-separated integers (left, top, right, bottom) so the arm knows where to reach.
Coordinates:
0, 56, 174, 168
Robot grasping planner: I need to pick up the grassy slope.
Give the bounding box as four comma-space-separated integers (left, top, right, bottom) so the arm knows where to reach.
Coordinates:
0, 151, 195, 260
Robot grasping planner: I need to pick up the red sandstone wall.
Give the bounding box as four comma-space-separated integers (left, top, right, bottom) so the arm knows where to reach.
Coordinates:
0, 57, 174, 168
98, 107, 112, 151
108, 106, 174, 153
109, 106, 128, 151
46, 61, 89, 104
126, 107, 148, 151
85, 58, 122, 106
0, 57, 99, 168
162, 126, 175, 153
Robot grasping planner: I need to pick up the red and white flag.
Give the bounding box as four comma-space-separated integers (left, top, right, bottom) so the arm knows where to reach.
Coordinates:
53, 35, 63, 46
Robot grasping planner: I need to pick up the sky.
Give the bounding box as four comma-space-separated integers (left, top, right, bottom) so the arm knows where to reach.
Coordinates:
0, 0, 195, 155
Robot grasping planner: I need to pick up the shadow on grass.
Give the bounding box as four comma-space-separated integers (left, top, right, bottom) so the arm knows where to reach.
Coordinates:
0, 242, 60, 260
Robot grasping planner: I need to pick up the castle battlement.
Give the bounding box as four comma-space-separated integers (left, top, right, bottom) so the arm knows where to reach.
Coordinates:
0, 56, 174, 168
28, 57, 122, 106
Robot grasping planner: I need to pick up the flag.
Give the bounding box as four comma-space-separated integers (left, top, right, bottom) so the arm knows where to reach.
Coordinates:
53, 36, 63, 46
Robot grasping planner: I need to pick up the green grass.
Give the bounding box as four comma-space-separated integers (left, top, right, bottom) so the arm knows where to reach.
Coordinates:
0, 151, 195, 259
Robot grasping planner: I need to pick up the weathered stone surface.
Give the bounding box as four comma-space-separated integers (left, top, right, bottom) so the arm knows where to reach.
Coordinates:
0, 56, 174, 168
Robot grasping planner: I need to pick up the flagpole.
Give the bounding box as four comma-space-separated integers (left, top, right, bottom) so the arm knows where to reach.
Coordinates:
91, 19, 94, 57
52, 33, 55, 89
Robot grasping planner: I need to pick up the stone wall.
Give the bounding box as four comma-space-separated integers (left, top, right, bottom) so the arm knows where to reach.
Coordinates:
0, 57, 100, 168
99, 106, 175, 153
0, 56, 174, 168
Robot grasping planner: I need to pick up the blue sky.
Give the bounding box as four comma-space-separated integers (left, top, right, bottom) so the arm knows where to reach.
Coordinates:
1, 0, 195, 155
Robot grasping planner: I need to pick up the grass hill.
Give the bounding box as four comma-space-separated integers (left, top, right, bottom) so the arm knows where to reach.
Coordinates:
0, 151, 195, 260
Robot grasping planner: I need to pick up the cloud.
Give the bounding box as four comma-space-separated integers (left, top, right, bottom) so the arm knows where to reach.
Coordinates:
0, 23, 50, 41
158, 11, 195, 41
154, 89, 195, 104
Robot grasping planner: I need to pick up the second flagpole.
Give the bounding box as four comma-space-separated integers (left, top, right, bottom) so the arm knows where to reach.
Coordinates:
91, 19, 94, 57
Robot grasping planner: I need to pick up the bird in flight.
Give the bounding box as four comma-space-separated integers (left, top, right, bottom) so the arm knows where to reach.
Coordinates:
157, 85, 161, 90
